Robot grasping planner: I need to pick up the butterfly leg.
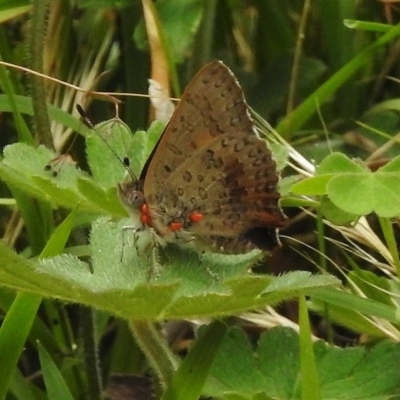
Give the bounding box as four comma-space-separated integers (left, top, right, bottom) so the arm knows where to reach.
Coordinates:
120, 225, 144, 262
121, 224, 163, 281
120, 223, 145, 262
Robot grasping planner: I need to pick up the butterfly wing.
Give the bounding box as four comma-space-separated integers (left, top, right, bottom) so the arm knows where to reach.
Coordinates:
143, 61, 285, 252
143, 61, 254, 189
157, 131, 285, 252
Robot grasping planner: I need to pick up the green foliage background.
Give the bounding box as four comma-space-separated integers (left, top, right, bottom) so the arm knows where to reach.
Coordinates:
0, 1, 399, 400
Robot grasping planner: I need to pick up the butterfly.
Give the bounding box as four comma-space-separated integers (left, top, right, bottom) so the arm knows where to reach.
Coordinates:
118, 61, 286, 254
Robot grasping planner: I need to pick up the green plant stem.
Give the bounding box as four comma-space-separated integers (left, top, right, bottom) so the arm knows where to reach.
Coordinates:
316, 206, 333, 344
316, 207, 327, 272
129, 320, 178, 388
378, 216, 400, 278
29, 0, 53, 148
0, 49, 33, 144
80, 307, 103, 400
286, 0, 311, 114
195, 0, 218, 66
299, 295, 321, 400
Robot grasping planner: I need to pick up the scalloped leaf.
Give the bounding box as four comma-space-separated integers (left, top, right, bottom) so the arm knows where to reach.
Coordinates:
328, 159, 400, 217
86, 119, 164, 184
203, 326, 400, 399
0, 142, 122, 216
320, 196, 358, 225
291, 152, 365, 196
317, 152, 366, 174
0, 218, 339, 321
292, 152, 400, 218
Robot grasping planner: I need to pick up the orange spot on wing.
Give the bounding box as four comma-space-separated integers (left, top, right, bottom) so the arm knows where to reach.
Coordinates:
190, 212, 204, 223
169, 222, 183, 231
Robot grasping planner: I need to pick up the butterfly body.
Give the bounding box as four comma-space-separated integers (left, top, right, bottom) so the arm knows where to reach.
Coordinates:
118, 61, 285, 254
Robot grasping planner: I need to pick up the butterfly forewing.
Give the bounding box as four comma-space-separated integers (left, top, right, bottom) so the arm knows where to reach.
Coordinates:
143, 61, 255, 194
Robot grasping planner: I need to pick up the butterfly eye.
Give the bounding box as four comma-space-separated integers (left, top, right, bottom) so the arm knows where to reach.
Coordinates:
117, 182, 145, 212
131, 191, 145, 206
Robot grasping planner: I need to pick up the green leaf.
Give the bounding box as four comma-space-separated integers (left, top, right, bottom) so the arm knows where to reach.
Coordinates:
162, 321, 227, 400
377, 154, 400, 172
0, 218, 339, 321
318, 341, 400, 399
271, 143, 290, 171
40, 209, 77, 258
317, 153, 365, 174
86, 118, 164, 183
344, 19, 393, 33
0, 293, 41, 400
320, 196, 358, 225
317, 153, 400, 218
276, 22, 400, 138
134, 0, 205, 62
0, 95, 91, 137
37, 342, 74, 400
292, 153, 400, 218
328, 159, 400, 217
0, 142, 122, 216
291, 175, 332, 196
205, 327, 265, 398
76, 177, 125, 216
292, 152, 365, 195
310, 288, 399, 325
203, 326, 400, 399
9, 368, 44, 400
86, 118, 141, 185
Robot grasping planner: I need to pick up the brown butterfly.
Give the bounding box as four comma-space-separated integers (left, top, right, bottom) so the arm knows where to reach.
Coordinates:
118, 61, 286, 254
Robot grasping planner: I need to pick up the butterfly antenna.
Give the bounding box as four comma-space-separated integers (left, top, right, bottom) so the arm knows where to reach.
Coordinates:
76, 104, 137, 181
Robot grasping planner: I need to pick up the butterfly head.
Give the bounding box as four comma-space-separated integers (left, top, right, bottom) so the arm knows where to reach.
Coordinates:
117, 179, 146, 216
